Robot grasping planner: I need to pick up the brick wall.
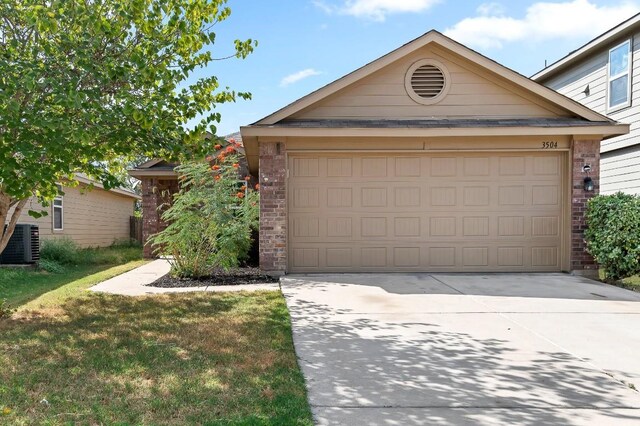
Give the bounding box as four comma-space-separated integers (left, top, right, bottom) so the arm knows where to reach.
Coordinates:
141, 177, 179, 258
259, 142, 287, 274
571, 139, 600, 275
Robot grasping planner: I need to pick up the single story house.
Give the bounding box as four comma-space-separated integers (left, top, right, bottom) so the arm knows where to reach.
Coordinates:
8, 174, 140, 248
240, 30, 628, 277
533, 13, 640, 196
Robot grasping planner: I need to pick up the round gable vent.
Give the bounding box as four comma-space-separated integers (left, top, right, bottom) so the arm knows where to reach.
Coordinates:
405, 59, 450, 105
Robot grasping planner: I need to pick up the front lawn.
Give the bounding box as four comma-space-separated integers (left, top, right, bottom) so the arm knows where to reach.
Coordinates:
0, 291, 312, 425
0, 244, 312, 425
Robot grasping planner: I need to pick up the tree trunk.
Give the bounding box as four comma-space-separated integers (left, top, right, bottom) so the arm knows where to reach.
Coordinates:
0, 192, 29, 255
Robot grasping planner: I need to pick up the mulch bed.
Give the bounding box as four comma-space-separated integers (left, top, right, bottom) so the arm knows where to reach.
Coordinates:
147, 267, 279, 288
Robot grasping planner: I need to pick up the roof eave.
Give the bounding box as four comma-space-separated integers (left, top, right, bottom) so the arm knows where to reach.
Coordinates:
127, 169, 178, 179
241, 122, 629, 173
532, 13, 640, 82
72, 175, 141, 200
242, 123, 628, 138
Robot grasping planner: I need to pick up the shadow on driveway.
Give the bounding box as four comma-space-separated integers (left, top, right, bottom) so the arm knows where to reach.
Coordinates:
282, 273, 640, 425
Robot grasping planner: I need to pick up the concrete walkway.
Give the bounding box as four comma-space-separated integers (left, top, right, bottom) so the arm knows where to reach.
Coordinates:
282, 273, 640, 425
89, 259, 280, 295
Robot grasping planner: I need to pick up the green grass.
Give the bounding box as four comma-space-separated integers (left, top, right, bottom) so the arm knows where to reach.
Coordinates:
616, 275, 640, 292
0, 244, 313, 425
19, 261, 147, 310
0, 244, 145, 308
598, 270, 640, 292
0, 292, 313, 425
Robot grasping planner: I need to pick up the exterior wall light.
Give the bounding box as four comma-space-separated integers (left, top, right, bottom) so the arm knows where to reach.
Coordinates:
583, 176, 594, 192
582, 164, 594, 192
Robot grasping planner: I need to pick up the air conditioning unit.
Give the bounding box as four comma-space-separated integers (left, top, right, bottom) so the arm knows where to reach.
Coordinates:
0, 224, 40, 264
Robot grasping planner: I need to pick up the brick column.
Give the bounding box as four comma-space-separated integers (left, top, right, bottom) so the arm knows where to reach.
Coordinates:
571, 139, 600, 277
259, 141, 287, 275
141, 178, 179, 259
141, 178, 160, 259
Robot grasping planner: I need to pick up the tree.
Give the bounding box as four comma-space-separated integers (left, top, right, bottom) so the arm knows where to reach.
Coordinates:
0, 0, 256, 253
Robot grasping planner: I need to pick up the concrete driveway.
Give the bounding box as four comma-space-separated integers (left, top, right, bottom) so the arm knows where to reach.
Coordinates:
281, 274, 640, 425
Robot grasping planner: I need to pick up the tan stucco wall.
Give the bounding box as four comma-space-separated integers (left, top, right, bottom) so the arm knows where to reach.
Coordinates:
8, 184, 136, 248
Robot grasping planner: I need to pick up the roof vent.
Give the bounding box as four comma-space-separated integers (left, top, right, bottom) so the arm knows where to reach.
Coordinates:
411, 64, 445, 98
405, 59, 450, 105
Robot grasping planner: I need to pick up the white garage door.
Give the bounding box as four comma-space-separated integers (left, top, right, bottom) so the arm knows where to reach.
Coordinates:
288, 152, 565, 273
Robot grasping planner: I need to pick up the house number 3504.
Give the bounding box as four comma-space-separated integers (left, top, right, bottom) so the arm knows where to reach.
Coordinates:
542, 141, 558, 149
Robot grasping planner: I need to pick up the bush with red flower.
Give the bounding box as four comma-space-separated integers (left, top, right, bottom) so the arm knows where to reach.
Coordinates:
149, 144, 259, 278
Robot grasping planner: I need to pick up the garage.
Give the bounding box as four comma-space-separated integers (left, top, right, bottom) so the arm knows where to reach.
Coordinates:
241, 31, 628, 276
288, 151, 565, 273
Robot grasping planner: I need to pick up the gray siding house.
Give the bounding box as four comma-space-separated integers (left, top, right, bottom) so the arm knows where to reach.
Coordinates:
534, 13, 640, 195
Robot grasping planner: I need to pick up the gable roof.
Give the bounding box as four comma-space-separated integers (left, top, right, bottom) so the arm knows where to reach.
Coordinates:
253, 30, 613, 125
533, 12, 640, 82
241, 30, 628, 174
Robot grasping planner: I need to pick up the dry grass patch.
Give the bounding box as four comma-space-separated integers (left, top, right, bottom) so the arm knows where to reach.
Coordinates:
0, 292, 312, 425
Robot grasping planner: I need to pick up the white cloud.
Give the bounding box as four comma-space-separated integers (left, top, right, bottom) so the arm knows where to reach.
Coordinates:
280, 68, 322, 87
476, 2, 505, 16
313, 0, 335, 14
314, 0, 440, 21
445, 0, 640, 49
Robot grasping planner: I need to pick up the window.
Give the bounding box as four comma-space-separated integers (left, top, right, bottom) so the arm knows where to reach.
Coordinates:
608, 40, 632, 111
53, 185, 63, 231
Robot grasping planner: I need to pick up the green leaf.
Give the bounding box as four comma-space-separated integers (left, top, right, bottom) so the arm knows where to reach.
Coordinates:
0, 0, 256, 248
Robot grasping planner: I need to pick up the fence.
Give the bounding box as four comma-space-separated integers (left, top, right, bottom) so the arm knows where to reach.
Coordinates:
130, 216, 143, 244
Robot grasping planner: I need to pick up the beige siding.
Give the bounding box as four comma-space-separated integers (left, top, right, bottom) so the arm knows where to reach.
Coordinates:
544, 33, 640, 153
7, 184, 136, 248
291, 45, 570, 121
601, 147, 640, 195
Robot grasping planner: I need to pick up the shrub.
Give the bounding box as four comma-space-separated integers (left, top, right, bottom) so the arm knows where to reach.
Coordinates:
40, 238, 80, 264
110, 239, 143, 249
38, 259, 66, 274
0, 299, 15, 319
40, 238, 142, 266
149, 142, 259, 278
585, 192, 640, 282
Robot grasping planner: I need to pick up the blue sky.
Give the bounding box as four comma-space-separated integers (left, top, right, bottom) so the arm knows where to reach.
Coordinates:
202, 0, 640, 135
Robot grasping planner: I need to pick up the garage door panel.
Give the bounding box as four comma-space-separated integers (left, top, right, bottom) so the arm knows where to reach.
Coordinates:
533, 156, 560, 175
289, 189, 562, 213
291, 216, 561, 243
289, 243, 563, 272
395, 157, 421, 176
288, 153, 564, 272
498, 216, 525, 236
362, 158, 388, 177
292, 157, 320, 177
326, 158, 353, 177
497, 247, 524, 267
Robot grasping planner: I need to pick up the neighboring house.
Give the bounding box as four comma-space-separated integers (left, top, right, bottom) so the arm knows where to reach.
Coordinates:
8, 174, 140, 248
533, 13, 640, 195
241, 30, 627, 277
129, 133, 250, 258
